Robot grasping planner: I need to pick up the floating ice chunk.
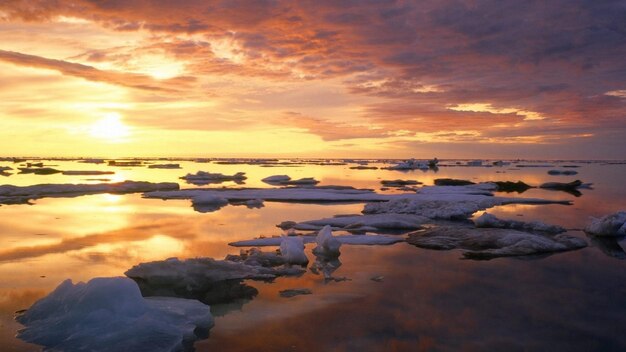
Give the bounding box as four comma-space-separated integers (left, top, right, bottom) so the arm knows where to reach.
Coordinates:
540, 180, 585, 190
18, 167, 61, 175
0, 181, 179, 205
547, 169, 578, 175
350, 165, 378, 170
279, 288, 312, 298
16, 277, 213, 352
108, 160, 144, 167
125, 257, 282, 304
474, 212, 566, 234
261, 175, 291, 184
298, 213, 428, 231
387, 159, 429, 170
407, 226, 587, 259
79, 158, 105, 164
61, 170, 115, 175
244, 198, 264, 208
363, 187, 570, 220
280, 236, 308, 265
225, 248, 285, 267
191, 194, 229, 213
584, 211, 626, 236
434, 178, 475, 186
282, 177, 319, 186
230, 234, 403, 247
313, 225, 341, 257
380, 179, 421, 187
466, 160, 483, 166
181, 171, 246, 185
148, 164, 182, 169
145, 187, 390, 203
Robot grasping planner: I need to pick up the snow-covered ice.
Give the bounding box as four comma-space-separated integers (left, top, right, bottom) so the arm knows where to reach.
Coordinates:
474, 212, 566, 234
312, 225, 342, 257
0, 181, 179, 204
584, 211, 626, 236
125, 257, 301, 304
295, 213, 429, 231
61, 170, 115, 175
407, 226, 586, 259
148, 164, 182, 169
230, 234, 404, 247
280, 236, 309, 265
181, 171, 246, 185
16, 277, 214, 352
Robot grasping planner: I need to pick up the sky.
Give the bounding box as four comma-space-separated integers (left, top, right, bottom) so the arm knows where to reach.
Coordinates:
0, 0, 624, 159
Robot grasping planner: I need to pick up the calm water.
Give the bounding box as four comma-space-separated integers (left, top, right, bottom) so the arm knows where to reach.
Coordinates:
1, 159, 625, 351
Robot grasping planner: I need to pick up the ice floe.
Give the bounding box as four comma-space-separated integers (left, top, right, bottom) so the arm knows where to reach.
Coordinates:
18, 167, 61, 175
262, 175, 292, 184
407, 226, 587, 259
61, 170, 115, 175
548, 169, 578, 175
181, 171, 247, 185
146, 184, 570, 218
280, 236, 309, 265
312, 225, 342, 257
229, 234, 404, 247
434, 178, 476, 186
148, 163, 182, 169
363, 185, 568, 220
584, 211, 626, 237
125, 257, 302, 305
191, 194, 229, 213
474, 212, 566, 234
294, 213, 429, 232
387, 159, 430, 170
0, 181, 179, 205
381, 179, 422, 187
279, 288, 312, 298
16, 277, 214, 352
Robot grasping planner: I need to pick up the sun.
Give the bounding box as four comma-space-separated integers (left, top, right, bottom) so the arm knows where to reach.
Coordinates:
89, 112, 131, 142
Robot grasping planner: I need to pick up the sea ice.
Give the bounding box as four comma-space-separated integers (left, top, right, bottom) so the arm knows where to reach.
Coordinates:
261, 175, 291, 184
296, 213, 429, 231
191, 194, 229, 212
181, 171, 246, 185
126, 257, 283, 304
584, 211, 626, 236
474, 212, 566, 234
61, 170, 115, 175
16, 277, 213, 352
148, 164, 182, 169
18, 167, 61, 175
407, 226, 587, 259
0, 181, 179, 205
280, 236, 309, 265
380, 179, 422, 187
547, 169, 578, 175
279, 288, 312, 298
387, 159, 430, 170
230, 234, 404, 247
312, 225, 342, 257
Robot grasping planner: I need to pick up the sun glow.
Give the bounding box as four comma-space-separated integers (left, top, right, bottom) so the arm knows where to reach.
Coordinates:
89, 113, 131, 142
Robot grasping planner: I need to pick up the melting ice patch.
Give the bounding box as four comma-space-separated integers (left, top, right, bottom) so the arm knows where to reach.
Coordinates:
585, 211, 626, 237
16, 277, 213, 352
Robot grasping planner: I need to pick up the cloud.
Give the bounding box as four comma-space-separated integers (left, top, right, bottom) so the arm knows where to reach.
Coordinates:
0, 50, 191, 92
0, 0, 624, 156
